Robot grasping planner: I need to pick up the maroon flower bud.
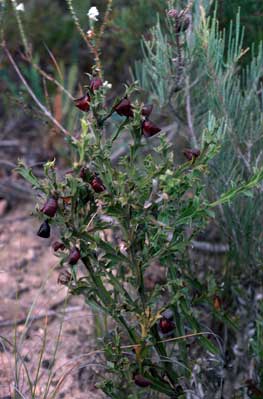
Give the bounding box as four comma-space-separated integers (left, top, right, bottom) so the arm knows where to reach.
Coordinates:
141, 104, 153, 117
52, 241, 65, 252
159, 317, 175, 334
57, 270, 72, 286
142, 120, 161, 137
90, 176, 105, 193
74, 93, 91, 112
114, 98, 133, 118
134, 374, 151, 388
41, 197, 58, 218
183, 148, 200, 162
90, 77, 103, 92
68, 247, 81, 265
37, 220, 50, 238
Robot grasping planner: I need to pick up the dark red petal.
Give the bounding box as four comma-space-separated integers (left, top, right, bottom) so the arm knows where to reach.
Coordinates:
41, 197, 58, 218
74, 93, 90, 112
183, 148, 200, 161
141, 104, 153, 117
134, 375, 151, 388
90, 176, 105, 193
114, 98, 134, 118
37, 220, 50, 238
159, 317, 175, 334
142, 120, 161, 137
52, 241, 65, 252
90, 77, 103, 92
68, 247, 81, 265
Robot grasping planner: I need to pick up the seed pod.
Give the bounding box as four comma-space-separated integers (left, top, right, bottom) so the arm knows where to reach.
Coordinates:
159, 317, 175, 334
57, 270, 72, 286
68, 247, 81, 265
90, 77, 103, 92
134, 374, 151, 388
183, 148, 200, 162
41, 197, 58, 218
37, 220, 50, 238
74, 93, 91, 112
141, 104, 153, 117
52, 241, 65, 252
90, 176, 105, 193
114, 98, 133, 118
142, 120, 161, 137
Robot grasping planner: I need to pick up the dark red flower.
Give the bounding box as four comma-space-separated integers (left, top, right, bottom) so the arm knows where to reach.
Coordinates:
114, 98, 133, 118
57, 270, 72, 285
142, 120, 161, 137
74, 93, 91, 112
133, 374, 151, 388
68, 247, 81, 265
41, 197, 58, 218
90, 77, 103, 92
90, 176, 105, 193
183, 148, 200, 162
159, 317, 175, 334
141, 104, 153, 117
37, 220, 50, 238
52, 241, 65, 252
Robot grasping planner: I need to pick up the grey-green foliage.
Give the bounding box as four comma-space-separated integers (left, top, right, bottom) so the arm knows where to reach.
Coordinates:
135, 5, 263, 269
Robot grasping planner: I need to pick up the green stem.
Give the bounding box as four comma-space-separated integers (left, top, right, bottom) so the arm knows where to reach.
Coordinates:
81, 256, 137, 343
111, 117, 129, 142
150, 325, 179, 389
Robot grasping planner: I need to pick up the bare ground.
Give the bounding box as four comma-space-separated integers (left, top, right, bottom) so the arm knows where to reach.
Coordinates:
0, 204, 105, 399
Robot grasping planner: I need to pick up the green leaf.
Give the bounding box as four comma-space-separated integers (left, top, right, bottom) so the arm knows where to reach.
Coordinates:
16, 161, 41, 190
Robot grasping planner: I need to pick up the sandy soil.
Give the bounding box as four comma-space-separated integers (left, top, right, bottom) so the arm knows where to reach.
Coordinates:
0, 204, 105, 399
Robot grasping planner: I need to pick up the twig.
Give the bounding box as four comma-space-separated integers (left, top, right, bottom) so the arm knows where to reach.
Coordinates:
0, 305, 83, 329
191, 240, 229, 254
2, 44, 70, 137
21, 52, 74, 100
186, 75, 198, 147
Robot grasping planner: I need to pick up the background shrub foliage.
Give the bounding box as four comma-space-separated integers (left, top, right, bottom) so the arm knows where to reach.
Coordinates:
1, 0, 263, 398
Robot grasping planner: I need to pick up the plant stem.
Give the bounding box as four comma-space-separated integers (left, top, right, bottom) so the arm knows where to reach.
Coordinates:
81, 255, 137, 343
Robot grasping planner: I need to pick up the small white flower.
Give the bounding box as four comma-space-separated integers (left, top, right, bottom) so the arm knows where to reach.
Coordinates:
16, 2, 25, 11
86, 29, 94, 39
102, 80, 112, 89
87, 6, 99, 21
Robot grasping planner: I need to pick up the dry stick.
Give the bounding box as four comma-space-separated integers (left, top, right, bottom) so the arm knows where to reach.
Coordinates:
99, 0, 113, 42
0, 306, 83, 329
186, 75, 198, 147
21, 53, 74, 100
2, 45, 70, 137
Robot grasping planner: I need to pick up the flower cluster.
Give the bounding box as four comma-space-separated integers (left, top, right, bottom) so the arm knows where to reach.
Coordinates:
74, 77, 162, 139
87, 6, 99, 21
